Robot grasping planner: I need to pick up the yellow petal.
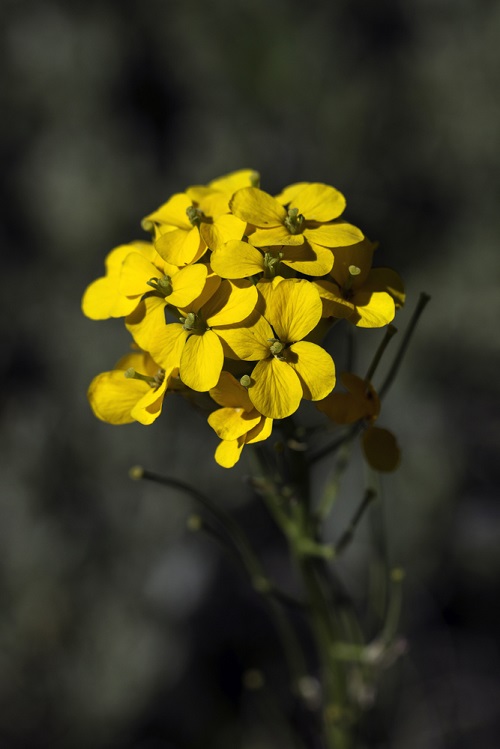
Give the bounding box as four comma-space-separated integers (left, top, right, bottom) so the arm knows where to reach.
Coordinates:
200, 214, 246, 251
216, 311, 273, 361
255, 276, 285, 315
230, 187, 286, 227
274, 182, 310, 205
144, 192, 192, 229
266, 279, 322, 343
104, 243, 153, 273
88, 371, 148, 424
204, 280, 258, 327
281, 242, 334, 276
341, 372, 380, 419
245, 416, 273, 444
180, 330, 223, 391
208, 407, 261, 440
248, 227, 304, 247
114, 351, 152, 372
317, 392, 367, 424
131, 378, 167, 425
313, 279, 355, 319
248, 358, 302, 419
82, 276, 137, 320
362, 268, 406, 308
351, 290, 395, 328
362, 426, 401, 472
287, 342, 335, 400
209, 169, 260, 194
168, 264, 208, 307
304, 221, 364, 248
330, 239, 376, 288
126, 299, 188, 373
191, 187, 230, 218
210, 240, 264, 279
183, 267, 221, 314
125, 297, 166, 351
210, 371, 254, 410
291, 183, 346, 222
214, 438, 246, 468
119, 252, 158, 297
340, 372, 380, 418
155, 226, 204, 266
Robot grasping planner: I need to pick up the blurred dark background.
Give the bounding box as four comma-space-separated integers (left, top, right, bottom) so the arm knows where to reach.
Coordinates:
1, 0, 499, 747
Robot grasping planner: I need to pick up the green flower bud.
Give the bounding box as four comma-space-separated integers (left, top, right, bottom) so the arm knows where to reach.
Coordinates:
186, 205, 204, 227
284, 206, 305, 235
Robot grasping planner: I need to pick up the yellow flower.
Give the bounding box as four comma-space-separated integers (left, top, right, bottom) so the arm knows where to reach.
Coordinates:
230, 183, 364, 250
88, 350, 171, 425
82, 241, 157, 320
208, 372, 273, 468
313, 239, 404, 328
210, 238, 333, 279
126, 278, 258, 392
143, 170, 258, 266
218, 278, 336, 419
118, 250, 208, 308
317, 372, 400, 471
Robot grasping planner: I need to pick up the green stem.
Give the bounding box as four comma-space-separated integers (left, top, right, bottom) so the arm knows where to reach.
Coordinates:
365, 324, 398, 382
251, 450, 353, 748
315, 442, 353, 523
295, 553, 352, 749
133, 468, 266, 589
132, 467, 309, 691
334, 488, 377, 557
379, 292, 431, 399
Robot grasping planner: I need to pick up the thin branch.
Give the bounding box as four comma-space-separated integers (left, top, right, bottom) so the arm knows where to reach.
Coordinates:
334, 488, 377, 557
365, 324, 398, 382
379, 292, 431, 399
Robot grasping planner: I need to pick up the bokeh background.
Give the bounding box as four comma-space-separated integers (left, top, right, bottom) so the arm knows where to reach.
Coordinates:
2, 0, 499, 747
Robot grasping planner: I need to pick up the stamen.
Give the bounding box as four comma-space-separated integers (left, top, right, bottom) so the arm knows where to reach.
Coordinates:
343, 265, 362, 293
263, 251, 284, 279
268, 339, 285, 357
182, 312, 197, 331
186, 205, 204, 227
181, 311, 207, 334
240, 375, 251, 388
124, 367, 165, 388
146, 275, 173, 297
284, 206, 305, 235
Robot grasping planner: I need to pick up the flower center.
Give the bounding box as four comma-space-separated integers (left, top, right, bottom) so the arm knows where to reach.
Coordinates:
268, 338, 285, 358
284, 207, 304, 235
186, 205, 205, 227
147, 275, 173, 297
180, 311, 207, 334
263, 250, 284, 279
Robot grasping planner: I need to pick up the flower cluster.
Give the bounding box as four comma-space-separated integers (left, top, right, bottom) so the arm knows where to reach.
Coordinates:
83, 170, 404, 468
